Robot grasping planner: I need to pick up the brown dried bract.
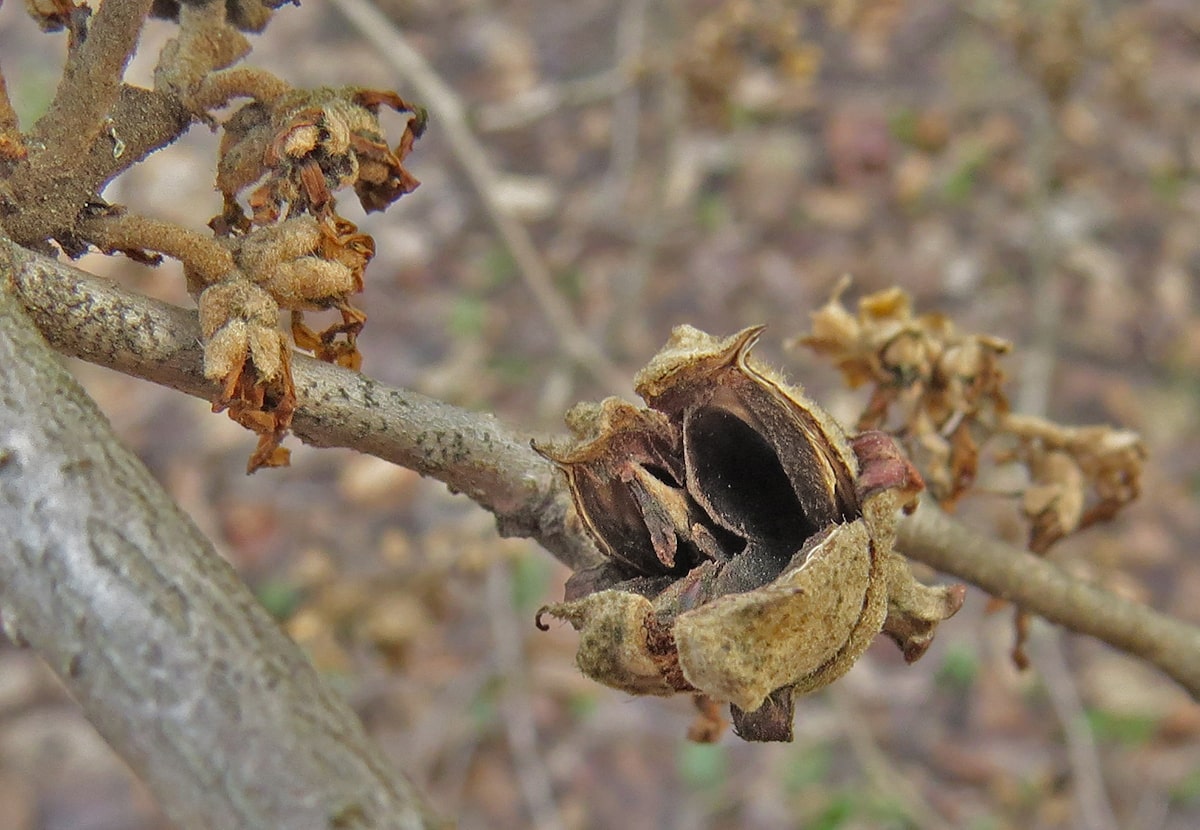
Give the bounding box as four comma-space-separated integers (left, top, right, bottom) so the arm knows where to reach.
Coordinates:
197, 279, 294, 472
537, 325, 963, 741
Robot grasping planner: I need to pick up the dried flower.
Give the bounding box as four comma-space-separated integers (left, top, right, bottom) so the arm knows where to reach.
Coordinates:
795, 282, 1146, 669
197, 279, 295, 472
793, 278, 1011, 505
213, 86, 424, 228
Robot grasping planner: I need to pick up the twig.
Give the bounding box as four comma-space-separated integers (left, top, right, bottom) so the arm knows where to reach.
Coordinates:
31, 0, 156, 171
473, 68, 628, 133
1015, 93, 1062, 417
6, 240, 1200, 700
597, 0, 648, 212
79, 211, 235, 285
896, 500, 1200, 701
1, 82, 192, 249
1028, 628, 1121, 830
608, 64, 687, 355
829, 691, 953, 830
327, 0, 629, 394
484, 562, 566, 830
0, 247, 443, 829
1013, 102, 1120, 830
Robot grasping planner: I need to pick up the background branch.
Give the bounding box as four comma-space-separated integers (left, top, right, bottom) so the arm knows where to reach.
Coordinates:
5, 238, 1197, 701
896, 501, 1200, 700
0, 245, 443, 829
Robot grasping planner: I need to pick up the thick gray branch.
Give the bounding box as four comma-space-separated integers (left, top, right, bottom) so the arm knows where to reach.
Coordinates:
6, 240, 1198, 702
0, 246, 443, 828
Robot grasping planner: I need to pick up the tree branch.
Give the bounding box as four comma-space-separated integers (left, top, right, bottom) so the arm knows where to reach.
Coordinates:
2, 81, 192, 249
0, 247, 444, 829
5, 239, 1198, 702
1, 238, 602, 573
896, 500, 1200, 700
31, 0, 156, 169
328, 0, 630, 394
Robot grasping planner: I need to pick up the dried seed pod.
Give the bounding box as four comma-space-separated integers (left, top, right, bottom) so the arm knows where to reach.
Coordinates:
637, 326, 859, 554
539, 325, 964, 741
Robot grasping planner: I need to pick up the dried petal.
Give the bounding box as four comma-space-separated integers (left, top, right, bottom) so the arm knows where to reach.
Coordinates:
535, 399, 699, 576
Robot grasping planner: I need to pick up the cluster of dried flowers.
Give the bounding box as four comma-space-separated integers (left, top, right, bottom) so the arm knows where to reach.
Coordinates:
793, 282, 1145, 665
677, 0, 821, 124
794, 278, 1012, 506
148, 5, 425, 470
536, 325, 964, 741
14, 2, 424, 471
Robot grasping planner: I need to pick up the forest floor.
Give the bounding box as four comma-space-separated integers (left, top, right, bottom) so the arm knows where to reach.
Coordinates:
1, 1, 1199, 828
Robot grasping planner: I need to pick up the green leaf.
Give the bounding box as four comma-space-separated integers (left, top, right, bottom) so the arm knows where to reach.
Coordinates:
449, 296, 487, 339
1084, 709, 1159, 746
810, 792, 856, 830
783, 742, 833, 792
935, 644, 979, 691
255, 579, 302, 622
510, 552, 551, 614
676, 741, 728, 791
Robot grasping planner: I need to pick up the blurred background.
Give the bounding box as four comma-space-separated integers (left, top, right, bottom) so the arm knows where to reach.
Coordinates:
1, 1, 1199, 828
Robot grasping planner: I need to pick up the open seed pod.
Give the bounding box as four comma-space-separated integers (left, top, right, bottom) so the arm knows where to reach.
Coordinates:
538, 326, 965, 741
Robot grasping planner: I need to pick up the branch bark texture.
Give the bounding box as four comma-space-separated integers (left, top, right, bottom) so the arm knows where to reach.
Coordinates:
897, 501, 1200, 698
5, 240, 1199, 703
0, 245, 443, 828
2, 239, 601, 573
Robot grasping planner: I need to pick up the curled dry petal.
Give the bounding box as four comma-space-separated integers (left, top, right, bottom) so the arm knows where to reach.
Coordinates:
539, 325, 963, 741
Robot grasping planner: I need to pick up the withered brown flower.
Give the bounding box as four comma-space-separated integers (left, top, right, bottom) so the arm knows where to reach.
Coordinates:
537, 326, 964, 741
793, 279, 1011, 505
213, 86, 424, 228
